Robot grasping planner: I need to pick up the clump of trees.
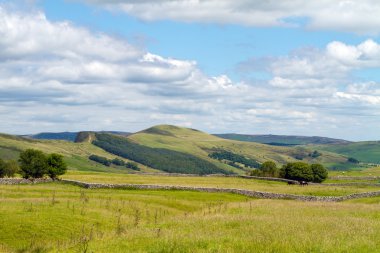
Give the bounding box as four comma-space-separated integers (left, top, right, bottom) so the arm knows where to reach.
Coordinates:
249, 160, 328, 183
89, 154, 140, 171
279, 162, 328, 183
209, 150, 260, 169
250, 161, 279, 177
0, 158, 20, 178
19, 149, 67, 179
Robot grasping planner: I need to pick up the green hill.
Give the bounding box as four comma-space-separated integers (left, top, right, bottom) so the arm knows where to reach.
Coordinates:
215, 133, 351, 146
93, 125, 354, 173
316, 141, 380, 164
0, 125, 359, 174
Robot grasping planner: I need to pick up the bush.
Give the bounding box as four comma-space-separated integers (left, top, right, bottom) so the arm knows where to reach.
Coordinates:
19, 149, 48, 179
47, 153, 67, 179
311, 164, 328, 183
249, 161, 278, 177
347, 157, 359, 164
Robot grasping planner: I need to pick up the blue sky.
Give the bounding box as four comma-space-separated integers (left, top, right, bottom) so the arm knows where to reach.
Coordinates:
1, 0, 380, 140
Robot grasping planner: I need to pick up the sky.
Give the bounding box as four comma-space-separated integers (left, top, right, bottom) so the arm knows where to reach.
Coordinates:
0, 0, 380, 140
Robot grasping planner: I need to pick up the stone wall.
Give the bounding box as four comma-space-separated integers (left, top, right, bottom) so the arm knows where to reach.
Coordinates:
0, 178, 53, 185
59, 179, 380, 202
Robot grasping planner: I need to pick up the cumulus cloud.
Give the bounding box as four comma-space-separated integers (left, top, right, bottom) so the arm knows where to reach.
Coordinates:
1, 6, 380, 140
82, 0, 380, 34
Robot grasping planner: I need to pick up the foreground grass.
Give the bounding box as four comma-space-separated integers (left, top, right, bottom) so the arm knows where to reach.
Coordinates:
1, 183, 380, 252
63, 171, 380, 196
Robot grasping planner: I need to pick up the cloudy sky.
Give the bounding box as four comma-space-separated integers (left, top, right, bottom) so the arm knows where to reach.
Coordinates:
1, 0, 380, 140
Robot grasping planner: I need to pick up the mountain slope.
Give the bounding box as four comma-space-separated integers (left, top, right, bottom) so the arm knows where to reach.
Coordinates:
215, 133, 351, 146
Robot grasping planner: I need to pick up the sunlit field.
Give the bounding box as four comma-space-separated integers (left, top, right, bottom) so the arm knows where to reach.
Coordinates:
1, 183, 380, 252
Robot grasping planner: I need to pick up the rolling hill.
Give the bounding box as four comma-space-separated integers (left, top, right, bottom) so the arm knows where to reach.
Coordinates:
88, 125, 355, 173
0, 125, 360, 175
316, 141, 380, 164
215, 133, 351, 146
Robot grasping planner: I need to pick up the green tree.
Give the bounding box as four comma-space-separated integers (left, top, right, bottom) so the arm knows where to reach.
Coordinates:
279, 162, 313, 182
19, 149, 48, 179
311, 164, 328, 183
47, 153, 67, 179
0, 158, 6, 178
259, 161, 278, 177
4, 160, 19, 178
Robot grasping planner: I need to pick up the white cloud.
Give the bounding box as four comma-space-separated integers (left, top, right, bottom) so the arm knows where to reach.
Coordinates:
1, 6, 380, 140
82, 0, 380, 34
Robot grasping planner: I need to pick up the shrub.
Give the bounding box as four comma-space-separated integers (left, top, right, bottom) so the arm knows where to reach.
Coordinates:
47, 153, 67, 179
347, 157, 359, 164
19, 149, 48, 179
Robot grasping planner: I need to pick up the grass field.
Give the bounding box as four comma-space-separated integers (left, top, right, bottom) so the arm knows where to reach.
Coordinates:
62, 171, 380, 197
1, 182, 380, 252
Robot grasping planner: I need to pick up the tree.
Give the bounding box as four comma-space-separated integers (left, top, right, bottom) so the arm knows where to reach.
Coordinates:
259, 161, 278, 177
19, 149, 48, 179
0, 158, 6, 178
279, 162, 314, 182
310, 164, 328, 183
47, 153, 67, 179
4, 160, 19, 178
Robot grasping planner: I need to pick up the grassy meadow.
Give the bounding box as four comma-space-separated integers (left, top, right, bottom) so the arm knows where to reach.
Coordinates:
1, 182, 380, 252
62, 170, 380, 197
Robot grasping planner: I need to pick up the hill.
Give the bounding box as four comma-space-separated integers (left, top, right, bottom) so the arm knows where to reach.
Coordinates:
316, 141, 380, 164
215, 133, 351, 146
0, 125, 359, 175
90, 125, 355, 173
0, 133, 156, 174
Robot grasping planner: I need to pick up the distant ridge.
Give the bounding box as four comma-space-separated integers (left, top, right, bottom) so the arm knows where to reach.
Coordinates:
26, 131, 131, 142
214, 133, 351, 146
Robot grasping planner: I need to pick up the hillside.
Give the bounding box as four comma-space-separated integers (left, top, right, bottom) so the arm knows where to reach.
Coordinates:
215, 133, 351, 146
91, 125, 355, 173
316, 141, 380, 164
24, 131, 131, 142
0, 125, 360, 175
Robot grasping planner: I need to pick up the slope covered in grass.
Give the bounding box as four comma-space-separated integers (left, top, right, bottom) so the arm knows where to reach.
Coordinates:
317, 141, 380, 164
0, 133, 157, 174
125, 125, 352, 171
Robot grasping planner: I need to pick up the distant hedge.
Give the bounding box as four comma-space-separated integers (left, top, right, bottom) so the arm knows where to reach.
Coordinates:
93, 133, 230, 175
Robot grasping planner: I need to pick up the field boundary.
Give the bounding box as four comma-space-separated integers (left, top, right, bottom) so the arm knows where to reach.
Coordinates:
60, 179, 380, 202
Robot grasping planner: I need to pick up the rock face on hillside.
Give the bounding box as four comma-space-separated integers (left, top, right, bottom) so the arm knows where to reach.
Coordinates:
75, 131, 96, 143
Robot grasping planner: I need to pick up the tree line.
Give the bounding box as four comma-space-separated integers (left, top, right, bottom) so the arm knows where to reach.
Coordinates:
208, 150, 260, 169
250, 161, 328, 183
89, 154, 140, 171
0, 149, 67, 179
